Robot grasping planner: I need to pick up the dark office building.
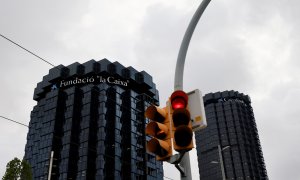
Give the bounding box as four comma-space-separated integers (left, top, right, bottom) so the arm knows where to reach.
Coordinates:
24, 59, 163, 179
195, 91, 268, 180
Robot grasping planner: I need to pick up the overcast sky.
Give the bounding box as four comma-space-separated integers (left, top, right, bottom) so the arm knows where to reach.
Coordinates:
1, 0, 300, 179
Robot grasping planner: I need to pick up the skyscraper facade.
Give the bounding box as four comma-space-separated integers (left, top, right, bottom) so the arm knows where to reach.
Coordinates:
195, 90, 268, 180
24, 59, 163, 180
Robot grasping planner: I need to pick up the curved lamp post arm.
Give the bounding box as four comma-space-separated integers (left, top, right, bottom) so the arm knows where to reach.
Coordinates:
174, 0, 211, 91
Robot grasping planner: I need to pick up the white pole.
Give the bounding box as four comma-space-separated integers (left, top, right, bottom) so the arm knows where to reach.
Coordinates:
174, 0, 212, 91
47, 151, 54, 180
218, 145, 226, 180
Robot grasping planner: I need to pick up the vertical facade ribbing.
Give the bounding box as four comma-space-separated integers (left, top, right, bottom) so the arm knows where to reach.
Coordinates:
195, 90, 268, 180
24, 59, 163, 180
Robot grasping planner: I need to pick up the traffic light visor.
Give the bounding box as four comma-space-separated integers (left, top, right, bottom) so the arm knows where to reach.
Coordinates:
145, 121, 169, 139
171, 90, 188, 109
145, 105, 166, 123
147, 138, 169, 157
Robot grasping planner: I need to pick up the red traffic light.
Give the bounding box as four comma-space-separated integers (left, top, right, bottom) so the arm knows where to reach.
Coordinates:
170, 90, 194, 152
171, 90, 188, 110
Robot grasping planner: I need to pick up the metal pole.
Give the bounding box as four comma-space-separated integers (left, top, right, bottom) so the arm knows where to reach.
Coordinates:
174, 0, 211, 91
218, 145, 226, 180
173, 0, 211, 180
179, 152, 192, 180
48, 151, 54, 180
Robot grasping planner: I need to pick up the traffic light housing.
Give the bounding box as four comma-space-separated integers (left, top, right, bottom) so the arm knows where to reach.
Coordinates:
145, 104, 172, 161
170, 90, 194, 152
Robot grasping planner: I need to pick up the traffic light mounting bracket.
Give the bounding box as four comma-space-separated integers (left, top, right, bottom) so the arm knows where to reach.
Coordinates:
167, 151, 188, 177
167, 151, 186, 164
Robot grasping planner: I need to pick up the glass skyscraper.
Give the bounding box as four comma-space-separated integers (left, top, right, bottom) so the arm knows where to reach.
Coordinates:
195, 90, 268, 180
24, 59, 163, 179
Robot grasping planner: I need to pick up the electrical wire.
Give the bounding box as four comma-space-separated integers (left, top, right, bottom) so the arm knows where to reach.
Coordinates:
0, 115, 175, 180
0, 33, 154, 110
0, 33, 56, 67
164, 176, 175, 180
0, 115, 28, 127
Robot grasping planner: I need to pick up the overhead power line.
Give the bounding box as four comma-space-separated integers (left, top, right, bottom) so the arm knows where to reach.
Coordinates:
0, 115, 175, 180
164, 175, 175, 180
0, 115, 28, 127
0, 33, 56, 67
0, 33, 148, 115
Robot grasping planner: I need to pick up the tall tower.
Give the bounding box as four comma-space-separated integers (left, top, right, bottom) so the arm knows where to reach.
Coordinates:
24, 59, 163, 179
195, 90, 268, 180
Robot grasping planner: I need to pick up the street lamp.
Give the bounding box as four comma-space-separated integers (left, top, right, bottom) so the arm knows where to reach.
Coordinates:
210, 145, 230, 180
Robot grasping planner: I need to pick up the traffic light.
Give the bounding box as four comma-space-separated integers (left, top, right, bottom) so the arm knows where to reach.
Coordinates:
145, 104, 172, 161
170, 90, 194, 152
